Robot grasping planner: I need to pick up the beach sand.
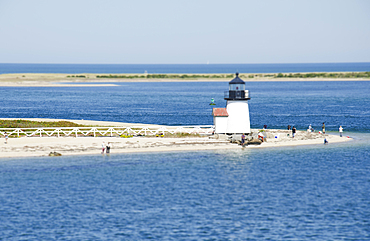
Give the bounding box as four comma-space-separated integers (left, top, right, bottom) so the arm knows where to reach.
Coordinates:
0, 119, 352, 159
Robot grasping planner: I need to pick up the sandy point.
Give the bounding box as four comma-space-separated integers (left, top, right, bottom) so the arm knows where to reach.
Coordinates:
0, 130, 352, 159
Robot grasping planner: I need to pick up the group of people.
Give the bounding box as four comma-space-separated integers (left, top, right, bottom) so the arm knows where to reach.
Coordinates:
240, 132, 264, 146
287, 125, 297, 138
101, 141, 112, 154
321, 123, 344, 137
288, 123, 344, 138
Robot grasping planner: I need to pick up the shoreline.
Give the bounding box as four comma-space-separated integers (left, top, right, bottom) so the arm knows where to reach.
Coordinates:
0, 73, 369, 87
0, 119, 353, 159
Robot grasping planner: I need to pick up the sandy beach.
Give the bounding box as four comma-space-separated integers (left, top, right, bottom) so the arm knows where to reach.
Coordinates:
0, 119, 352, 159
0, 73, 369, 87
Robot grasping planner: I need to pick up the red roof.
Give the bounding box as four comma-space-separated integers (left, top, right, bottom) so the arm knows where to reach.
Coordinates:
212, 108, 228, 117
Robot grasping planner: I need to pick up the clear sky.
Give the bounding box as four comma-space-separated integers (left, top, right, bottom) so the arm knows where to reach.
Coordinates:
0, 0, 369, 64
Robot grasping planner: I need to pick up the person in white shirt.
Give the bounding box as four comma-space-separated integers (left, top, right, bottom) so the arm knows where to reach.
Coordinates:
339, 126, 343, 137
308, 124, 314, 132
258, 132, 265, 142
101, 141, 106, 154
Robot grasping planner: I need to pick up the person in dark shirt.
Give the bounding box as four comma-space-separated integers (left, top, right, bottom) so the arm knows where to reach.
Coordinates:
292, 126, 296, 138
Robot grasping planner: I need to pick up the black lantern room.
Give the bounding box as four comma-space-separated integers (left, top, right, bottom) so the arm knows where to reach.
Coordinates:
224, 73, 250, 100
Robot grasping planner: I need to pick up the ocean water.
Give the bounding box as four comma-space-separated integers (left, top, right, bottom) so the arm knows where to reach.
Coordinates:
1, 81, 369, 132
1, 62, 370, 74
1, 134, 370, 240
1, 79, 370, 239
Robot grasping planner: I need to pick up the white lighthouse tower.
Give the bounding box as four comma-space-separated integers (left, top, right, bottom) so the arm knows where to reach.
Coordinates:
212, 73, 251, 134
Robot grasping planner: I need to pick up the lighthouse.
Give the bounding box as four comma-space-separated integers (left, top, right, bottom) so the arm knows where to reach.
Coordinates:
212, 73, 251, 134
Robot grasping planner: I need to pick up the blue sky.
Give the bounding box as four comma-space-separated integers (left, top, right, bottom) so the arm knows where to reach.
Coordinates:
0, 0, 369, 64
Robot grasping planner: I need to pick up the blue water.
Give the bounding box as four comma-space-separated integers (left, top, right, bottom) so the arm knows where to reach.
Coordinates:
1, 135, 370, 240
1, 81, 369, 132
1, 62, 370, 74
1, 78, 370, 239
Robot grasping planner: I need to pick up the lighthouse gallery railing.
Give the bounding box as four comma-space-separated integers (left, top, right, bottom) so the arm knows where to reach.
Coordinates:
224, 90, 249, 99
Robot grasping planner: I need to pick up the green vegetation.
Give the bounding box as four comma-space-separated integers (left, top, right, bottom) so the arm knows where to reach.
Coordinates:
119, 132, 201, 138
0, 119, 87, 128
274, 72, 370, 79
0, 120, 205, 138
93, 72, 370, 80
96, 74, 234, 79
67, 75, 86, 78
163, 132, 201, 138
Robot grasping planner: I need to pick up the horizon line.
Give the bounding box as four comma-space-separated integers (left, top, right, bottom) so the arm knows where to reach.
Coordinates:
1, 62, 370, 65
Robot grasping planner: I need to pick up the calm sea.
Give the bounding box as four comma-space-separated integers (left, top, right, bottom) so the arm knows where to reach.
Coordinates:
1, 62, 370, 74
0, 81, 369, 132
1, 72, 370, 239
1, 135, 369, 240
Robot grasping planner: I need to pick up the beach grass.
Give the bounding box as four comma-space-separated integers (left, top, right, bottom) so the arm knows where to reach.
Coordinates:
95, 72, 370, 79
0, 119, 88, 128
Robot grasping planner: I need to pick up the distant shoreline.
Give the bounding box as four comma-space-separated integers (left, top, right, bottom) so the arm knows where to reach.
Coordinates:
0, 72, 369, 87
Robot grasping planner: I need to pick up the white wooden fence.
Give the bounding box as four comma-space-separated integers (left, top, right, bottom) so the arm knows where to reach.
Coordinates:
0, 126, 215, 138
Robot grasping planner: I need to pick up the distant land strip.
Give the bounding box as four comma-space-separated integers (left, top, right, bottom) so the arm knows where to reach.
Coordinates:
0, 72, 369, 86
94, 72, 370, 79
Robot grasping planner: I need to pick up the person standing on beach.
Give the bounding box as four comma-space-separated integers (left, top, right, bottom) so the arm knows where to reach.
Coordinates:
339, 126, 343, 137
101, 141, 106, 154
4, 132, 8, 144
292, 126, 296, 138
287, 125, 291, 130
106, 142, 111, 154
241, 133, 245, 146
322, 123, 325, 134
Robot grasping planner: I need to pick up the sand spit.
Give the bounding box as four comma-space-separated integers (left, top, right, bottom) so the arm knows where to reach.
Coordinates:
0, 136, 238, 158
0, 128, 352, 159
0, 73, 369, 87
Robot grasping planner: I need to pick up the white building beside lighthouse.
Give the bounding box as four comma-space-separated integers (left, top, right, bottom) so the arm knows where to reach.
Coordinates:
212, 73, 251, 134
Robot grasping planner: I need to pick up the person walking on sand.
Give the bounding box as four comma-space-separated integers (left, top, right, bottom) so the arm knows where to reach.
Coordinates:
4, 132, 8, 144
106, 142, 111, 154
339, 126, 343, 137
292, 126, 296, 138
101, 141, 106, 154
322, 122, 325, 134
